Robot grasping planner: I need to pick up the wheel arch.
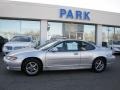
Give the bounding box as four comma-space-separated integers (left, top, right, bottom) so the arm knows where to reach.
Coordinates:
21, 57, 43, 70
92, 56, 107, 65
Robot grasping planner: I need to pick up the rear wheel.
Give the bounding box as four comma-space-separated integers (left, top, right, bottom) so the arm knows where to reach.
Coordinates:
92, 58, 106, 72
22, 58, 42, 76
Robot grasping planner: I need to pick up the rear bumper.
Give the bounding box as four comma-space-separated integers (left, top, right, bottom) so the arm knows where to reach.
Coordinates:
112, 48, 120, 54
113, 51, 120, 54
106, 55, 116, 65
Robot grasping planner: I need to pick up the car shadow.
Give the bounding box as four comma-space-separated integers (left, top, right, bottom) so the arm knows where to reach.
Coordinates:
3, 68, 113, 77
3, 69, 92, 76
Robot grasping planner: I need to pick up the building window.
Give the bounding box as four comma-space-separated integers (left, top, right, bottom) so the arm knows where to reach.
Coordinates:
115, 27, 120, 41
102, 26, 120, 46
63, 23, 95, 42
0, 19, 40, 44
20, 20, 40, 45
102, 26, 114, 43
63, 23, 84, 40
47, 21, 95, 43
47, 22, 63, 40
83, 25, 95, 42
0, 19, 20, 39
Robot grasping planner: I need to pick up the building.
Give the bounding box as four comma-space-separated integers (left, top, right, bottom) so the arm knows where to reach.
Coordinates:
0, 1, 120, 46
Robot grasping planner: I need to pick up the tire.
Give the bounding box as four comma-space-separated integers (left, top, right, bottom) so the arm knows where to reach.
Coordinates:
92, 58, 106, 73
22, 58, 42, 76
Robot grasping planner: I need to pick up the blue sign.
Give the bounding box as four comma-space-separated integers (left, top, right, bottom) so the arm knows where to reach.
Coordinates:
59, 9, 90, 21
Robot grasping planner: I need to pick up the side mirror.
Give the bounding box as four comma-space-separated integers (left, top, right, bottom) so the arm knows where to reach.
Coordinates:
49, 48, 58, 52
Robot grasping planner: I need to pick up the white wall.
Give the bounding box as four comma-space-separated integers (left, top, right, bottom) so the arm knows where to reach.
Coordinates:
0, 1, 120, 45
0, 1, 120, 26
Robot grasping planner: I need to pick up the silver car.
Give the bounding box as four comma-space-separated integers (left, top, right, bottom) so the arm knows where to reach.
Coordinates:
110, 41, 120, 53
3, 35, 37, 54
4, 40, 115, 76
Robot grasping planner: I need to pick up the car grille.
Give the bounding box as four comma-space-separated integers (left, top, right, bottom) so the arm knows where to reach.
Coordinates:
14, 47, 24, 50
6, 46, 12, 50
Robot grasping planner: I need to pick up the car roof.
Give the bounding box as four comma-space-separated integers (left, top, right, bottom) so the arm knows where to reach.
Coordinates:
55, 39, 96, 46
13, 35, 32, 37
56, 39, 84, 42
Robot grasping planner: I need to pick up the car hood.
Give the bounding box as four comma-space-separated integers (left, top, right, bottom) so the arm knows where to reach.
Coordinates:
4, 42, 32, 47
7, 48, 38, 56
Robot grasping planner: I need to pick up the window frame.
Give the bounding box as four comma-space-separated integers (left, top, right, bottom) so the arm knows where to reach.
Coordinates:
79, 41, 96, 51
49, 40, 81, 52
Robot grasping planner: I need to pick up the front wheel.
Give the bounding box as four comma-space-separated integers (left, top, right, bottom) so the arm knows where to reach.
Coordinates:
92, 58, 106, 72
22, 59, 42, 76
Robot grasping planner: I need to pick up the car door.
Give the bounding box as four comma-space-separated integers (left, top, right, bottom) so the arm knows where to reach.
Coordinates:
79, 41, 95, 65
45, 41, 81, 68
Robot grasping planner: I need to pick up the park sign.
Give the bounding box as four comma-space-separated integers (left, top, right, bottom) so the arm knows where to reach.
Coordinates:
59, 9, 90, 21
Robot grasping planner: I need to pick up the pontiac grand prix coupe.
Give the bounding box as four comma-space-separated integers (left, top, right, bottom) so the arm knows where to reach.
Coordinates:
4, 40, 115, 76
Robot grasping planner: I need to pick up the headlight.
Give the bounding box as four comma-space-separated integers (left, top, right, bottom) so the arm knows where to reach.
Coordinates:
6, 56, 17, 61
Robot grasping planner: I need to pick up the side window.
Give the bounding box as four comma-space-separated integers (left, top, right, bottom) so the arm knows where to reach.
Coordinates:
80, 41, 95, 51
66, 41, 79, 51
52, 42, 65, 52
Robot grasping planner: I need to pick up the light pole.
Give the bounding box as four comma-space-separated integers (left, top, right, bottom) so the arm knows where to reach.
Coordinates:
107, 28, 110, 43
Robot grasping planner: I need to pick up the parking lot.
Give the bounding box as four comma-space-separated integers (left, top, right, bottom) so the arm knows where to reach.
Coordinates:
0, 53, 120, 90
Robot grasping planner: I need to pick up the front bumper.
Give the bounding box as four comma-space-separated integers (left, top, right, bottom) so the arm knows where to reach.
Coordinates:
3, 49, 13, 55
3, 57, 22, 71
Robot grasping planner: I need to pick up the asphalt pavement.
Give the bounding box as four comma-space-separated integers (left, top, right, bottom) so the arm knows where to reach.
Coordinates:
0, 52, 120, 90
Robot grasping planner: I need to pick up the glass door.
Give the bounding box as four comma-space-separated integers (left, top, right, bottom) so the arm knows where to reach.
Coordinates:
68, 32, 83, 40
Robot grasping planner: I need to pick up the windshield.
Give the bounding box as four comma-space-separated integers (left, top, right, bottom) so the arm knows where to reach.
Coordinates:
113, 41, 120, 45
88, 41, 96, 45
36, 41, 58, 50
10, 36, 31, 42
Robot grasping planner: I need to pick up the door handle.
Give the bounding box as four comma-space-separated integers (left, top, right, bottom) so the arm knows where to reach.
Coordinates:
74, 52, 78, 55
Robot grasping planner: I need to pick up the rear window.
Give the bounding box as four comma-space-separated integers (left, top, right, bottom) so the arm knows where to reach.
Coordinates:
11, 36, 31, 42
80, 41, 95, 51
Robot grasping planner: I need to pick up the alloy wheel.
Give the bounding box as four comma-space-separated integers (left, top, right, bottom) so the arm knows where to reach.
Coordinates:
94, 59, 105, 71
25, 62, 39, 75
